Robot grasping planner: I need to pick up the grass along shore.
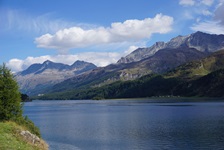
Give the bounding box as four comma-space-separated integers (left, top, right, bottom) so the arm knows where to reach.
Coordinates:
0, 121, 48, 150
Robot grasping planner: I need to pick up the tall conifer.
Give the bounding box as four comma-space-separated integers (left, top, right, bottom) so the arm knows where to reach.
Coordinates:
0, 64, 22, 120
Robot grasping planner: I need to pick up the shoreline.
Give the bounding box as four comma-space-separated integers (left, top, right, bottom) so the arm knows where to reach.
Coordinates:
30, 97, 224, 103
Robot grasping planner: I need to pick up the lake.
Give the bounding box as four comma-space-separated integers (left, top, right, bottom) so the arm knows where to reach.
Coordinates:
23, 99, 224, 150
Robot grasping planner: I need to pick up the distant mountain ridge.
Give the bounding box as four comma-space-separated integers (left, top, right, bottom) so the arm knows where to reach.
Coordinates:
118, 31, 224, 63
16, 60, 97, 95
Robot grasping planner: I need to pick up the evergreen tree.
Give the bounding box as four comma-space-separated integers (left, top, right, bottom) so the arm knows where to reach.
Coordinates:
0, 64, 23, 121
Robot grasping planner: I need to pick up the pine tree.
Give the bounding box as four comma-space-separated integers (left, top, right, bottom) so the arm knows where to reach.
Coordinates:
0, 64, 23, 121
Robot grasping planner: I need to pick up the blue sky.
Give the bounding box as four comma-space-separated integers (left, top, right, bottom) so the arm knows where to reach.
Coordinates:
1, 0, 224, 72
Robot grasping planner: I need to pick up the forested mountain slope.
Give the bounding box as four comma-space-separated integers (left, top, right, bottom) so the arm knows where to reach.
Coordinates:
38, 50, 224, 99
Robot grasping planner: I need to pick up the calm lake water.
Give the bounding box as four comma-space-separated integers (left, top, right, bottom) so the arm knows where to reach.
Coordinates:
24, 99, 224, 150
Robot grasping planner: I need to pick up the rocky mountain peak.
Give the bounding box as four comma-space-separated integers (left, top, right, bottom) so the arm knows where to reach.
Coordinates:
187, 31, 224, 52
72, 60, 89, 67
166, 35, 189, 48
117, 41, 166, 64
32, 61, 70, 74
191, 31, 207, 36
70, 60, 97, 72
117, 31, 224, 64
43, 60, 52, 65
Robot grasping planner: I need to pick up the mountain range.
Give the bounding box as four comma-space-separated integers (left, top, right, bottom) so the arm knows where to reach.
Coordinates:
16, 60, 96, 95
38, 49, 224, 100
15, 31, 224, 98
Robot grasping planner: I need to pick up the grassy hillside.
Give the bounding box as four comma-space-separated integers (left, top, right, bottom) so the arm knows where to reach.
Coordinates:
0, 121, 48, 150
166, 50, 224, 80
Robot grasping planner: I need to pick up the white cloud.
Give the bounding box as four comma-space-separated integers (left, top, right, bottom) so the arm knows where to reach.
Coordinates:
179, 0, 214, 6
190, 1, 224, 34
7, 59, 24, 73
179, 0, 214, 16
35, 14, 173, 53
201, 0, 214, 6
191, 21, 224, 34
76, 52, 122, 67
179, 0, 195, 6
178, 0, 224, 34
214, 2, 224, 25
35, 27, 111, 52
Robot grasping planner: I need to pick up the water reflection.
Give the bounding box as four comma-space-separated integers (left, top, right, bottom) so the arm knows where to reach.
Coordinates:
24, 100, 224, 150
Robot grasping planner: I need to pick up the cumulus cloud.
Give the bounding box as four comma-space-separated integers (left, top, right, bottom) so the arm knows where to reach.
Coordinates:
35, 27, 111, 52
7, 59, 24, 72
35, 14, 173, 53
